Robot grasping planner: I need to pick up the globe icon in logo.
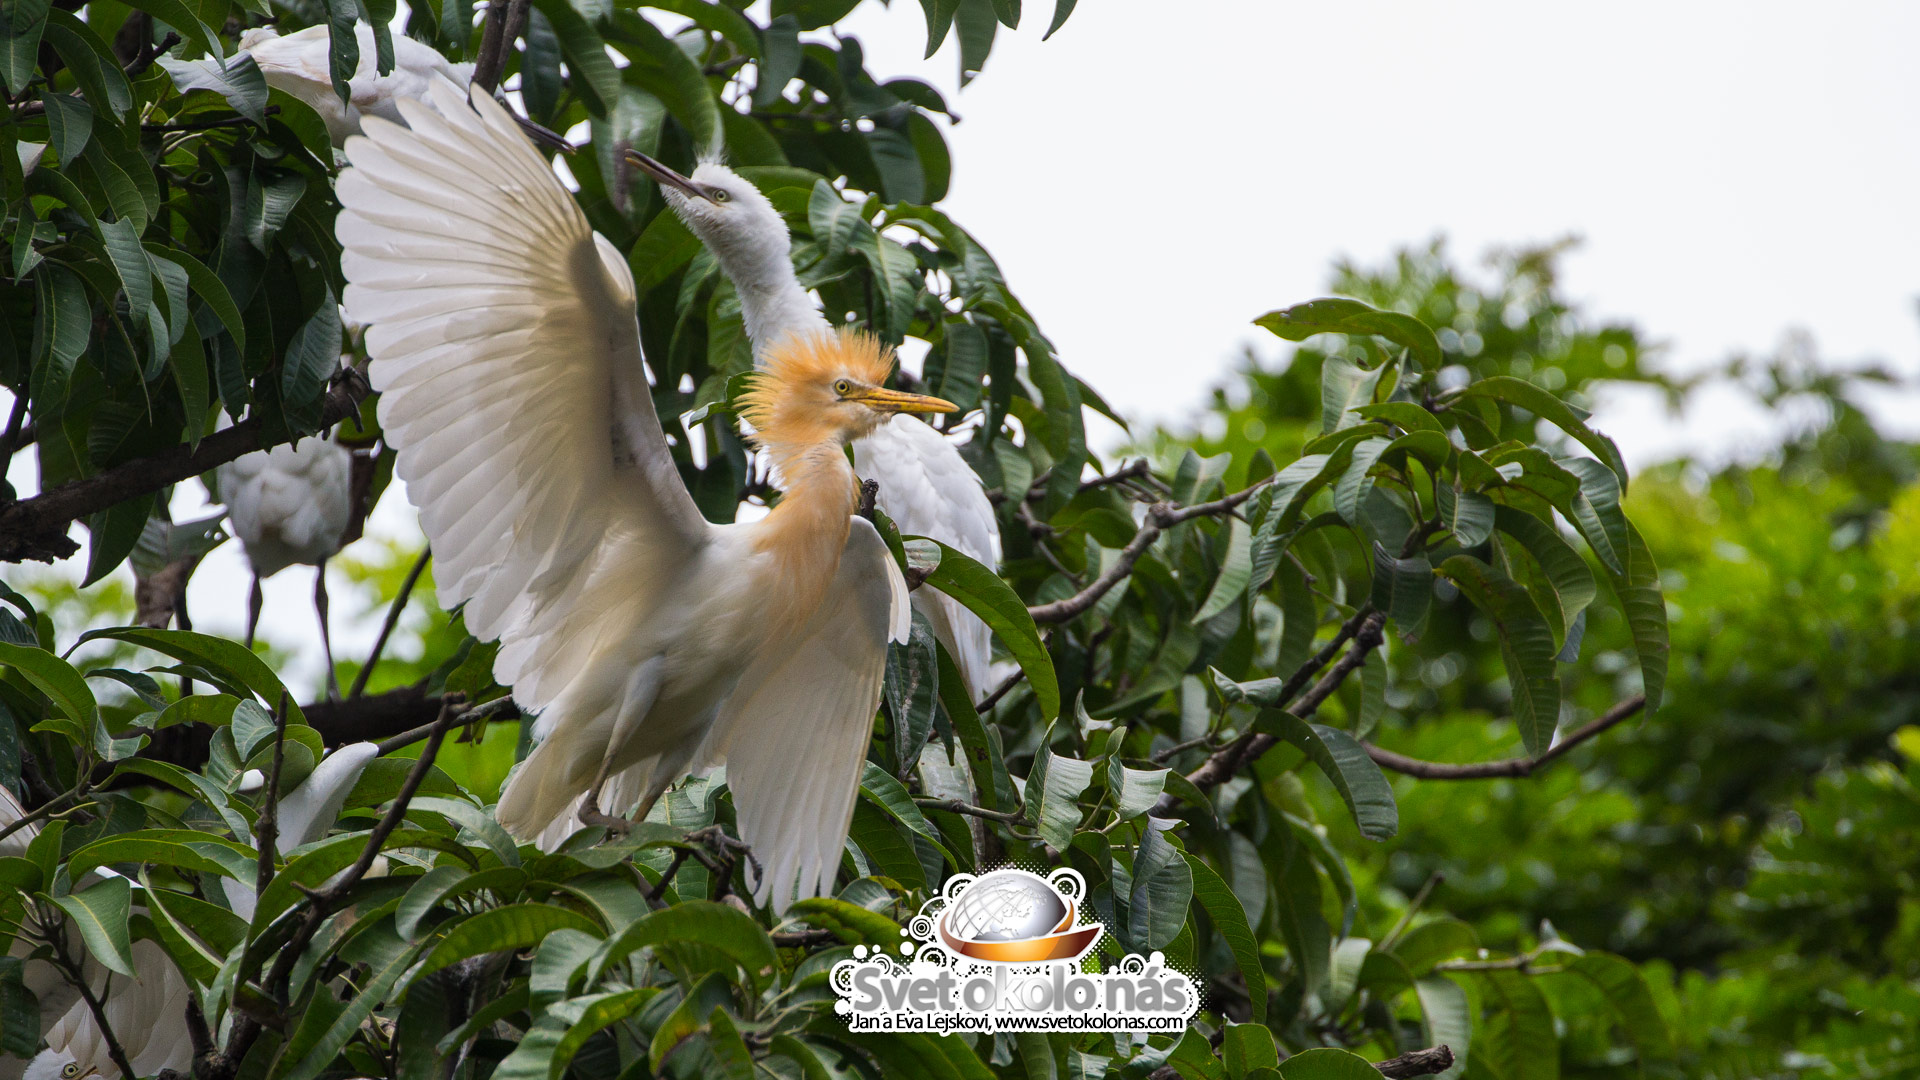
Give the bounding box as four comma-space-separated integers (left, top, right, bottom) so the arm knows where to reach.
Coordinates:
946, 870, 1069, 942
936, 868, 1103, 963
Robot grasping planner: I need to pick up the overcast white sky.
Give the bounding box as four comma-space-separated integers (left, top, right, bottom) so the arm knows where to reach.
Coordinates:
13, 1, 1920, 684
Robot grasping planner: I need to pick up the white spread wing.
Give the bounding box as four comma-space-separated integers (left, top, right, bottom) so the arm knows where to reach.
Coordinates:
855, 417, 998, 700
337, 78, 708, 711
715, 517, 905, 912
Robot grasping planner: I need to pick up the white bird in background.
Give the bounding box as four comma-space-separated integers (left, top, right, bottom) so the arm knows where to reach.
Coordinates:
216, 435, 353, 697
629, 154, 1003, 702
240, 24, 475, 146
0, 745, 378, 1080
335, 79, 954, 909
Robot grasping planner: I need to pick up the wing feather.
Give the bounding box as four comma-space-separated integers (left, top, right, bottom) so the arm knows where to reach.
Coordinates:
337, 78, 708, 710
716, 517, 897, 912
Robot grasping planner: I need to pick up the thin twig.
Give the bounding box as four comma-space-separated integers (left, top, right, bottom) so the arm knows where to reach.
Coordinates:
975, 667, 1027, 712
0, 395, 28, 461
145, 105, 280, 133
373, 695, 516, 756
254, 693, 290, 898
124, 31, 179, 76
914, 797, 1025, 825
1380, 871, 1444, 950
324, 694, 462, 903
350, 545, 430, 699
1365, 695, 1647, 780
47, 906, 137, 1080
1155, 611, 1388, 814
0, 780, 89, 845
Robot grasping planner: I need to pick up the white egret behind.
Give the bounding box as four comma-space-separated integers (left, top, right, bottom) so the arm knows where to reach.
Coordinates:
335, 78, 956, 908
629, 154, 1003, 702
216, 435, 353, 696
240, 25, 475, 146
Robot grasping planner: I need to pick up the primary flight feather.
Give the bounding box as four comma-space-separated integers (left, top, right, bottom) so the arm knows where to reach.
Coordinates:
334, 78, 953, 910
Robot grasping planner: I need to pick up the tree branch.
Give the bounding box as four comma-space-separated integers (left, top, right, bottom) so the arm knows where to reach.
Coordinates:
1365, 695, 1647, 780
1373, 1045, 1456, 1078
1027, 478, 1275, 625
1155, 611, 1387, 814
469, 0, 529, 93
0, 373, 369, 563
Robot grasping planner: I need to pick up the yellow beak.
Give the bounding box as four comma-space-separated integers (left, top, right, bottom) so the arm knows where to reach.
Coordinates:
852, 387, 958, 415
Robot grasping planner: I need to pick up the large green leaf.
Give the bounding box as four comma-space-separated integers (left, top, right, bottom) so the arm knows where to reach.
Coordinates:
1276, 1047, 1383, 1079
1185, 854, 1265, 1024
1025, 728, 1094, 849
593, 900, 777, 989
1493, 506, 1595, 646
1316, 354, 1390, 434
418, 904, 603, 980
73, 628, 303, 726
1561, 952, 1673, 1061
1127, 823, 1191, 951
1255, 710, 1397, 841
913, 538, 1059, 721
1461, 376, 1628, 491
1605, 519, 1667, 714
0, 0, 48, 96
1436, 556, 1560, 757
1371, 542, 1432, 639
50, 875, 135, 977
886, 609, 940, 773
1255, 298, 1442, 372
1474, 968, 1558, 1080
1414, 975, 1471, 1079
1192, 517, 1253, 624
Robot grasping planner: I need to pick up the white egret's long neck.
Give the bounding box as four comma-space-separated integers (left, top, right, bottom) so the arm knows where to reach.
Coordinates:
750, 439, 858, 638
709, 241, 830, 363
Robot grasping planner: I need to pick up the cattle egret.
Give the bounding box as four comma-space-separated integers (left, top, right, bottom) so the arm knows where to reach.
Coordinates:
217, 435, 353, 696
334, 79, 951, 909
1, 745, 378, 1079
630, 153, 1002, 702
240, 25, 475, 146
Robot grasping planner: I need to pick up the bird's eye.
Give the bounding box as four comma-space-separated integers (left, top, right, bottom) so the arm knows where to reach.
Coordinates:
63, 1066, 81, 1079
709, 187, 730, 203
832, 379, 853, 397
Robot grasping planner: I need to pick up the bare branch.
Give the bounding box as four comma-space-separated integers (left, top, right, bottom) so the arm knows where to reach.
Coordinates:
254, 693, 290, 898
470, 0, 529, 93
1365, 695, 1647, 780
914, 796, 1025, 825
1374, 1045, 1456, 1078
0, 373, 369, 563
349, 545, 431, 699
1155, 611, 1388, 814
374, 695, 518, 756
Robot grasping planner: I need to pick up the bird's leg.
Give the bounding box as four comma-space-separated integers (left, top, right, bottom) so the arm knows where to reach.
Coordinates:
245, 574, 263, 649
315, 561, 340, 701
576, 761, 635, 837
687, 824, 761, 901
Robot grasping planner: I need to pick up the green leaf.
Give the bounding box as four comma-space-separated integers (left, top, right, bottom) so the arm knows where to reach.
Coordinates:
1256, 297, 1441, 372
1474, 968, 1558, 1080
146, 244, 246, 349
1437, 480, 1494, 548
418, 904, 602, 980
118, 0, 222, 61
1461, 376, 1628, 492
1254, 711, 1397, 841
41, 11, 133, 118
280, 287, 340, 409
1222, 1024, 1279, 1077
1192, 517, 1253, 624
1606, 519, 1667, 714
1562, 952, 1672, 1061
1493, 506, 1595, 646
1107, 755, 1167, 820
809, 179, 872, 257
1266, 827, 1330, 999
1371, 542, 1432, 639
0, 0, 48, 96
917, 538, 1059, 721
1334, 437, 1391, 524
1127, 822, 1191, 951
50, 875, 135, 977
594, 900, 777, 989
0, 641, 97, 728
74, 628, 303, 726
31, 263, 90, 401
1317, 354, 1389, 435
1355, 401, 1443, 434
787, 896, 906, 948
156, 53, 270, 127
1276, 1047, 1386, 1079
886, 610, 941, 776
859, 762, 949, 860
753, 14, 802, 108
529, 0, 620, 115
1185, 854, 1265, 1024
1026, 728, 1094, 849
1413, 975, 1470, 1079
40, 90, 91, 162
917, 0, 961, 56
1435, 556, 1560, 757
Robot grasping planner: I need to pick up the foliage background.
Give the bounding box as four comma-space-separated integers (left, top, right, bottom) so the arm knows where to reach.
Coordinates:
1, 0, 1915, 1078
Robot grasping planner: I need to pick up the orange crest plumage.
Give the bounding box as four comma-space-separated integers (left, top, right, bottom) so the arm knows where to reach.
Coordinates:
737, 327, 895, 441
